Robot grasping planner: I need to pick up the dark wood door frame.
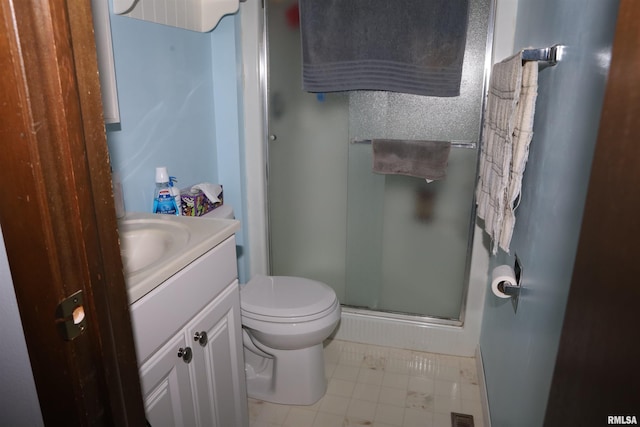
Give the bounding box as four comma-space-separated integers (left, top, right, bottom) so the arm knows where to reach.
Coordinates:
0, 0, 145, 424
545, 0, 640, 424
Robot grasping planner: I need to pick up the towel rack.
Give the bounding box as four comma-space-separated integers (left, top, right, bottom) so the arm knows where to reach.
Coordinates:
349, 46, 564, 150
351, 139, 477, 149
522, 44, 565, 66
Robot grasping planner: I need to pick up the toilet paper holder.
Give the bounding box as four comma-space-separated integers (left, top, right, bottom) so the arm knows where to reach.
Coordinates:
497, 255, 523, 313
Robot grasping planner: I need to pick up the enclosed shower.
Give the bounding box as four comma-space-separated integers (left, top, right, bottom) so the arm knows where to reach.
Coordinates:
265, 0, 494, 326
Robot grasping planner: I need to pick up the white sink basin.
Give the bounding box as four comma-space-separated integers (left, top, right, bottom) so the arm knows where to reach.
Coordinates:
119, 218, 191, 276
118, 212, 240, 303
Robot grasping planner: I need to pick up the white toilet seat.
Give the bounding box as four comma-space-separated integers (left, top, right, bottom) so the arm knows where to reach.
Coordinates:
242, 298, 340, 324
241, 275, 338, 322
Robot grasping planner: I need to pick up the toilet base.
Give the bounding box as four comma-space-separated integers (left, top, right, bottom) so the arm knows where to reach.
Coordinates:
245, 342, 327, 405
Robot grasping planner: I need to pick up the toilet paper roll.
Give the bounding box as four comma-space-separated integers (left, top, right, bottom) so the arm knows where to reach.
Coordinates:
491, 265, 517, 298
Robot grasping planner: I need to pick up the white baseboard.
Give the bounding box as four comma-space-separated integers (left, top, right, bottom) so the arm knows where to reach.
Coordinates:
475, 345, 492, 427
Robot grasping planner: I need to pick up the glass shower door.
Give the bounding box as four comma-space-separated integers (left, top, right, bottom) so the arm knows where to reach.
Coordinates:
266, 0, 350, 302
345, 144, 479, 319
265, 0, 492, 321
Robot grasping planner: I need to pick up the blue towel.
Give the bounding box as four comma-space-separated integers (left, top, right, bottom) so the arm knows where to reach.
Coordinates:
299, 0, 470, 97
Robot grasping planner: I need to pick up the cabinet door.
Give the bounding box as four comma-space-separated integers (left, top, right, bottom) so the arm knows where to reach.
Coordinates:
188, 281, 249, 427
139, 333, 197, 427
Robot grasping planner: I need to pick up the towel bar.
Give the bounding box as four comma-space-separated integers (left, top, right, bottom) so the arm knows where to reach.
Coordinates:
351, 140, 477, 149
522, 44, 565, 65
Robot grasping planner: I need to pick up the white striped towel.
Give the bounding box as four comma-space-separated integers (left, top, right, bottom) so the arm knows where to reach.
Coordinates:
476, 51, 539, 254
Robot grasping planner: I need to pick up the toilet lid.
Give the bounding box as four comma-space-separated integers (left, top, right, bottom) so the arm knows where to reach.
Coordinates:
241, 275, 337, 319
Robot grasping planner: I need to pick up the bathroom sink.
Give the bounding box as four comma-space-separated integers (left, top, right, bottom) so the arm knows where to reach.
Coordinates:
118, 212, 240, 303
118, 218, 191, 277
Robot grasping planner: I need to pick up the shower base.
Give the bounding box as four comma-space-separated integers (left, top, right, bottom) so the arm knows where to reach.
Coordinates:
332, 306, 479, 357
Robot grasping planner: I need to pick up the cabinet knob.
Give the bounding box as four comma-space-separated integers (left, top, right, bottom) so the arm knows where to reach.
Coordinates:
177, 347, 192, 363
193, 331, 208, 346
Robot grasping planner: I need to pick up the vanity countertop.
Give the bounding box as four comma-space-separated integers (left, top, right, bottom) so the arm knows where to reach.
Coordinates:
118, 212, 240, 304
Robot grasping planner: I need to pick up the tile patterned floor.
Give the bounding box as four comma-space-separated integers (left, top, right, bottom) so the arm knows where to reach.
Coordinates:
248, 339, 484, 427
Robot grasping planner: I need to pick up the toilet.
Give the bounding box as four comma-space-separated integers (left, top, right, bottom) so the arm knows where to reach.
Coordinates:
203, 205, 341, 405
242, 275, 341, 404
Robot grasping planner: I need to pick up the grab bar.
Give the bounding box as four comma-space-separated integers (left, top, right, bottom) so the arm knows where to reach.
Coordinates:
351, 139, 477, 149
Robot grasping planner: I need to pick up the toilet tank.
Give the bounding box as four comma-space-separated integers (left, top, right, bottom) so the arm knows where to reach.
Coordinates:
202, 204, 235, 219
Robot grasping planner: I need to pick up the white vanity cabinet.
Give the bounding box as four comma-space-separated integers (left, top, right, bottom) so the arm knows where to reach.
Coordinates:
130, 235, 248, 427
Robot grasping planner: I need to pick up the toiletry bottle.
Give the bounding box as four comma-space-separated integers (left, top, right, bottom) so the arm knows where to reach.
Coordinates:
169, 176, 182, 216
153, 167, 179, 215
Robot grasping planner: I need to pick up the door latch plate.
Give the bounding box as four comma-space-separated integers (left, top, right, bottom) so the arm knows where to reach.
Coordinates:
55, 290, 87, 340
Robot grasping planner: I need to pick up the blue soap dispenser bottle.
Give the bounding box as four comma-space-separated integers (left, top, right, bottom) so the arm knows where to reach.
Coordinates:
153, 167, 179, 215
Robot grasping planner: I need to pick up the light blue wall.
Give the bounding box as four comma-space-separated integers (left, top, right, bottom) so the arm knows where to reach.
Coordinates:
210, 15, 249, 283
106, 2, 218, 213
106, 4, 249, 281
479, 1, 620, 426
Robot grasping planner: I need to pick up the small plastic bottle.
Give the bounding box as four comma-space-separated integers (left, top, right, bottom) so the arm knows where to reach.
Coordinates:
169, 176, 182, 216
152, 167, 179, 215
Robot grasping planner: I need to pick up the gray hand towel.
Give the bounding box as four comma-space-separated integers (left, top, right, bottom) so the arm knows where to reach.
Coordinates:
372, 139, 452, 180
299, 0, 470, 97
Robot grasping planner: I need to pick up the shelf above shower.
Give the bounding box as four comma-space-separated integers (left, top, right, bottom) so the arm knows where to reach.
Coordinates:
113, 0, 239, 32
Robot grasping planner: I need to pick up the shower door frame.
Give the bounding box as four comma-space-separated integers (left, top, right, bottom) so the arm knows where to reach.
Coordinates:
259, 0, 496, 328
